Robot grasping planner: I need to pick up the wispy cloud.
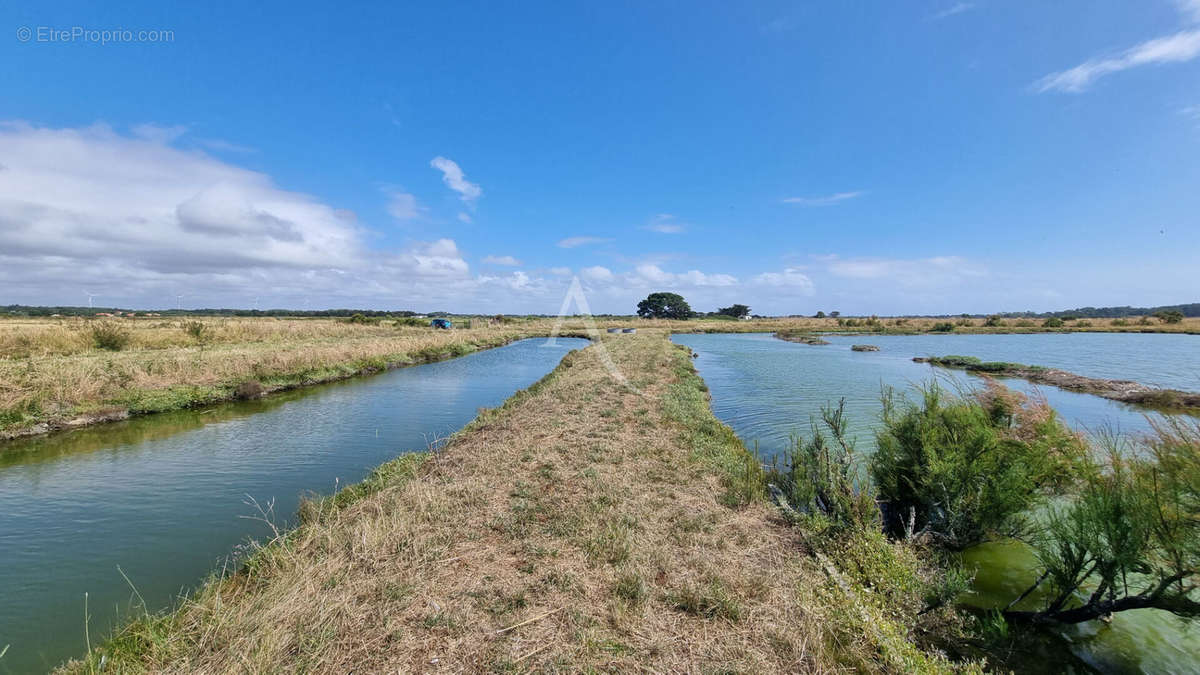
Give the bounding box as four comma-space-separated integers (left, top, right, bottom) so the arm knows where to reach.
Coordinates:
1037, 1, 1200, 94
430, 156, 482, 205
580, 265, 613, 282
131, 123, 188, 144
643, 213, 686, 234
826, 255, 985, 288
385, 189, 423, 221
628, 264, 737, 287
752, 267, 815, 295
1179, 104, 1200, 121
761, 16, 799, 34
557, 235, 612, 248
929, 2, 977, 20
1037, 29, 1200, 93
197, 138, 256, 154
1178, 0, 1200, 22
482, 254, 521, 266
781, 191, 863, 206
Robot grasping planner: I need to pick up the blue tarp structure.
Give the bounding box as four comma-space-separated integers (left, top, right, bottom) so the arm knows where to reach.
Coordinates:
430, 318, 453, 329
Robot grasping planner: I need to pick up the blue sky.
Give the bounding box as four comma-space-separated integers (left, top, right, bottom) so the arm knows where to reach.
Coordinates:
2, 1, 1198, 315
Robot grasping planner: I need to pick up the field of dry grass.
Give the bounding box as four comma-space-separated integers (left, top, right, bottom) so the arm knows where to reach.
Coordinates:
59, 332, 976, 673
0, 317, 574, 441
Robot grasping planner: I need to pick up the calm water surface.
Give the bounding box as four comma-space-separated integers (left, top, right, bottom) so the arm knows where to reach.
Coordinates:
0, 337, 587, 673
672, 331, 1200, 674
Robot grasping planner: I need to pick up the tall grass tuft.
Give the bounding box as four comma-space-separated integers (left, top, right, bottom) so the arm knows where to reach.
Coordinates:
89, 322, 132, 351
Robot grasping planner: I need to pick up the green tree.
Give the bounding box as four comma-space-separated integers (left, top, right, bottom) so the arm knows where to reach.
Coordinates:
814, 311, 826, 318
1154, 310, 1185, 324
636, 292, 693, 320
716, 303, 751, 319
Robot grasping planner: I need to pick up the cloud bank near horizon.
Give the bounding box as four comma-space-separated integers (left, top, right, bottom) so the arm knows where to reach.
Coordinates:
1, 122, 1188, 316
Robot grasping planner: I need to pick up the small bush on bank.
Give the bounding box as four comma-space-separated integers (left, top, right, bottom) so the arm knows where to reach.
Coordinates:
89, 322, 131, 351
1154, 310, 1184, 324
871, 383, 1084, 550
930, 322, 955, 332
983, 315, 1005, 327
1042, 317, 1064, 328
1111, 318, 1129, 326
343, 313, 381, 325
181, 320, 209, 343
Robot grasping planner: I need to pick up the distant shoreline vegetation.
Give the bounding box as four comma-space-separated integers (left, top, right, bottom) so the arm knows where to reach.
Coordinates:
4, 302, 1198, 320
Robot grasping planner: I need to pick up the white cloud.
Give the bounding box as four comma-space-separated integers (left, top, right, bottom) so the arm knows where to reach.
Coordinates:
1037, 15, 1200, 93
1178, 0, 1200, 22
628, 264, 737, 287
557, 235, 612, 248
632, 264, 673, 284
825, 255, 984, 289
457, 211, 472, 223
580, 265, 614, 282
0, 122, 490, 309
782, 191, 863, 206
405, 239, 471, 278
385, 189, 423, 221
753, 268, 816, 295
677, 269, 737, 286
196, 138, 256, 154
643, 213, 686, 234
482, 254, 521, 266
131, 123, 188, 144
548, 266, 571, 276
430, 156, 482, 205
478, 270, 536, 292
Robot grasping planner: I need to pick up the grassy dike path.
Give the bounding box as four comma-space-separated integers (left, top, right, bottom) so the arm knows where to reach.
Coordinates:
61, 331, 970, 673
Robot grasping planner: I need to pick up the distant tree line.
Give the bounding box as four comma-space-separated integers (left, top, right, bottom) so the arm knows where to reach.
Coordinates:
996, 303, 1200, 319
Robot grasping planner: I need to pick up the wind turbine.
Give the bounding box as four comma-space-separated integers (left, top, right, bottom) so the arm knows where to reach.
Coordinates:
175, 294, 186, 311
84, 290, 97, 309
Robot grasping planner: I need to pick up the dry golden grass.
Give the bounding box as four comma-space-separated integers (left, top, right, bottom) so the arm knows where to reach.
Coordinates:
60, 332, 972, 673
0, 318, 576, 439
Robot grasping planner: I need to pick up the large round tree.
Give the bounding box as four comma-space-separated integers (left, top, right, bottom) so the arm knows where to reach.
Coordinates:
636, 292, 693, 319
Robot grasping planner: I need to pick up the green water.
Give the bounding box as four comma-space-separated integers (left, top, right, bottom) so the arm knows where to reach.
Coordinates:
672, 332, 1200, 674
0, 337, 588, 673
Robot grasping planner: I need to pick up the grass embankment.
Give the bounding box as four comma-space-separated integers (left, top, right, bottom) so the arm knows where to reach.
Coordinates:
0, 318, 567, 442
60, 332, 974, 673
917, 354, 1200, 413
